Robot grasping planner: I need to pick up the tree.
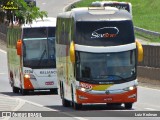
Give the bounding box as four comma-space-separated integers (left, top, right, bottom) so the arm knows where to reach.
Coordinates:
0, 0, 48, 25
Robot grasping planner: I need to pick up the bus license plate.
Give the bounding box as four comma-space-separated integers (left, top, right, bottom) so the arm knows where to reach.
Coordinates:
45, 81, 54, 85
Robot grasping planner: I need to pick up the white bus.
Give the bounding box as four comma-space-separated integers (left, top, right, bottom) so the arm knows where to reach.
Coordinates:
7, 17, 58, 95
56, 7, 143, 110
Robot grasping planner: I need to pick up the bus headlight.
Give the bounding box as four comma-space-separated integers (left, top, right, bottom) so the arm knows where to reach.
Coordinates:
123, 86, 136, 91
24, 74, 30, 79
24, 74, 36, 80
76, 86, 91, 92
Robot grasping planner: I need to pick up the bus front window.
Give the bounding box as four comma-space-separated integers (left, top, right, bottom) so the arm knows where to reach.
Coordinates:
23, 37, 56, 69
23, 27, 56, 69
76, 50, 136, 83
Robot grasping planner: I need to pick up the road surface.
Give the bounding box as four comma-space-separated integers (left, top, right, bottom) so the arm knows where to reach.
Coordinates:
0, 0, 160, 119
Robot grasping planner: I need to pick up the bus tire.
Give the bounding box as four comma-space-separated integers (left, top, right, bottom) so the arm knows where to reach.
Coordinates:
72, 102, 82, 110
61, 87, 70, 107
12, 86, 19, 93
124, 103, 133, 109
71, 88, 82, 110
21, 88, 28, 95
50, 88, 58, 94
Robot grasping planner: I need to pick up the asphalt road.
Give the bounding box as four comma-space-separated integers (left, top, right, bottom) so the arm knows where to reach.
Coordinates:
0, 0, 160, 119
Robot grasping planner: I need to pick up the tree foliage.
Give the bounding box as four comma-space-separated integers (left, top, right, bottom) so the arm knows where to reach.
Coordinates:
0, 0, 48, 25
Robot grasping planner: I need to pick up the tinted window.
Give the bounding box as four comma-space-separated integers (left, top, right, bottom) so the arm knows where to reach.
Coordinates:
23, 27, 55, 38
75, 20, 135, 46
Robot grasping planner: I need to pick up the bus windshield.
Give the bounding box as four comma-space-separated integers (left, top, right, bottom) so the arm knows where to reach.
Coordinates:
23, 27, 56, 69
75, 20, 135, 46
76, 50, 136, 83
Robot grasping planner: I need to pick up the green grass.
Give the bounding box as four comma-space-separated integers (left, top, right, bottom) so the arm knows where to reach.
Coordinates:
73, 0, 160, 42
74, 0, 160, 32
135, 31, 160, 42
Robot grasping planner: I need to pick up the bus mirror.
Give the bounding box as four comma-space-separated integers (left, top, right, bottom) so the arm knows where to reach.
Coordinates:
136, 40, 143, 62
16, 39, 22, 56
70, 41, 75, 63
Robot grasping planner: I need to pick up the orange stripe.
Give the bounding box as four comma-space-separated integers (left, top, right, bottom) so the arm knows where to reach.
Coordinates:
24, 77, 34, 89
76, 88, 137, 104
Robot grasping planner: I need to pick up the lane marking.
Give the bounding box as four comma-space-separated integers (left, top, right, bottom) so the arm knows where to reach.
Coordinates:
0, 49, 7, 54
139, 86, 160, 91
61, 112, 89, 120
145, 108, 156, 111
17, 98, 58, 111
74, 117, 88, 120
0, 73, 6, 74
18, 98, 88, 119
16, 98, 89, 119
13, 98, 25, 111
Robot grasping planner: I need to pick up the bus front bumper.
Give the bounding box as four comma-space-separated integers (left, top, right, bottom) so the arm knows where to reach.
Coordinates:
76, 88, 137, 104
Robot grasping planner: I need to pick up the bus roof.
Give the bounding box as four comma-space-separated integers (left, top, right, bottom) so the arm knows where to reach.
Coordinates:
22, 17, 56, 28
58, 7, 132, 21
91, 1, 131, 6
91, 1, 132, 15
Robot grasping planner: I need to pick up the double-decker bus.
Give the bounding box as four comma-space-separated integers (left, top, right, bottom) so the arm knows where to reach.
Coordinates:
56, 7, 143, 110
7, 17, 58, 95
91, 1, 132, 15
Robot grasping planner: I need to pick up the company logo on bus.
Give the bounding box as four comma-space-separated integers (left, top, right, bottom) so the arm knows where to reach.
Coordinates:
80, 82, 92, 89
45, 81, 54, 85
91, 27, 119, 39
40, 71, 56, 75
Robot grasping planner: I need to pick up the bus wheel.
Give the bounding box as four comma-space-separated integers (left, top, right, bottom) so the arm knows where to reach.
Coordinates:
71, 90, 82, 110
61, 88, 70, 107
124, 103, 133, 109
12, 86, 19, 93
21, 88, 28, 95
72, 102, 82, 110
50, 89, 58, 94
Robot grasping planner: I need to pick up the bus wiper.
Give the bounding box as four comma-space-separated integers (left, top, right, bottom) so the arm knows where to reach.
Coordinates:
38, 48, 46, 66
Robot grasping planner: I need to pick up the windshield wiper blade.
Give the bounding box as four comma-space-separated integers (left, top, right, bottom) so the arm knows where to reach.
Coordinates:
37, 48, 46, 66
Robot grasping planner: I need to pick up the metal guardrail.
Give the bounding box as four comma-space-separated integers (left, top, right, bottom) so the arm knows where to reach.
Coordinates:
138, 45, 160, 68
134, 26, 160, 37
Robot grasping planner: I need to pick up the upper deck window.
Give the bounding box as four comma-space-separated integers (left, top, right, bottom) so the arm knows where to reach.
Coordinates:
75, 20, 135, 46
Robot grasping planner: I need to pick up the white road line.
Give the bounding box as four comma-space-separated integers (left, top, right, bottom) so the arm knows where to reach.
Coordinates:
16, 98, 58, 111
145, 108, 156, 111
0, 49, 7, 54
74, 117, 88, 120
13, 98, 26, 111
16, 98, 89, 120
0, 73, 6, 74
61, 112, 89, 120
139, 86, 160, 91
